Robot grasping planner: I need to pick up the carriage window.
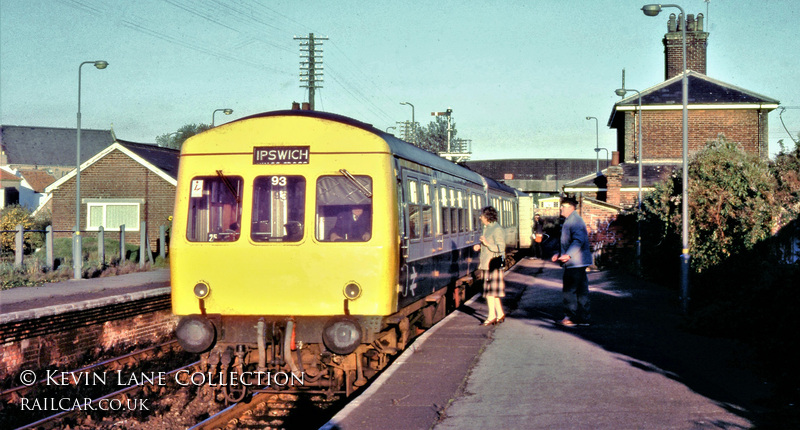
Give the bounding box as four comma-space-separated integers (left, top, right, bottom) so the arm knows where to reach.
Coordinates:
472, 194, 481, 231
449, 188, 458, 234
409, 181, 419, 204
440, 187, 450, 234
408, 180, 420, 239
457, 190, 465, 232
316, 175, 373, 242
422, 183, 432, 239
251, 176, 306, 242
186, 175, 243, 242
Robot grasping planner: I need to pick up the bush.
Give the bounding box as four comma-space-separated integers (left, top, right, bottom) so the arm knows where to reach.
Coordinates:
0, 205, 37, 254
641, 136, 779, 274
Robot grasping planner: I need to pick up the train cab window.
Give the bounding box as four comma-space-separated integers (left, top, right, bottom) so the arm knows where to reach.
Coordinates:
316, 175, 373, 242
421, 183, 432, 239
251, 176, 306, 242
186, 175, 243, 242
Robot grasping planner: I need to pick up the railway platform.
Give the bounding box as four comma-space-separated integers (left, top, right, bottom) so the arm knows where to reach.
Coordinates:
0, 269, 170, 324
322, 258, 765, 430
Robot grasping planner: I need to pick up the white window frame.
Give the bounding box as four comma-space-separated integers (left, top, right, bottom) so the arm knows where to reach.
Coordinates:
85, 199, 142, 231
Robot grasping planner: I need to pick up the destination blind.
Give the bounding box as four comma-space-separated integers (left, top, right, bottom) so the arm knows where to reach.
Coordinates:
253, 146, 310, 165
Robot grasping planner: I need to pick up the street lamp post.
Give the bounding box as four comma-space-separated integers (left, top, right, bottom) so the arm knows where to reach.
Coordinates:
74, 60, 108, 280
212, 108, 233, 127
586, 117, 599, 173
642, 3, 690, 314
615, 87, 643, 262
400, 102, 415, 144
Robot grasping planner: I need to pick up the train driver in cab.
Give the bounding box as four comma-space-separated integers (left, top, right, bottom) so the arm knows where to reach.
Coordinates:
330, 206, 371, 241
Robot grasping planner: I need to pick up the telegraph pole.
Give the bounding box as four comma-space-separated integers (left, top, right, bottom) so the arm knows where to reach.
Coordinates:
294, 33, 327, 110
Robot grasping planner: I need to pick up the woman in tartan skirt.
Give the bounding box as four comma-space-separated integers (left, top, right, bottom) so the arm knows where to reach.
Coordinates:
473, 206, 506, 326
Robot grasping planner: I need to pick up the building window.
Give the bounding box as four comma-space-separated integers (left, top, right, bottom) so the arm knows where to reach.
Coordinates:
87, 201, 141, 231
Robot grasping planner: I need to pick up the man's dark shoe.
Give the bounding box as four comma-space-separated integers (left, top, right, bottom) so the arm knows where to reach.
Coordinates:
557, 317, 577, 327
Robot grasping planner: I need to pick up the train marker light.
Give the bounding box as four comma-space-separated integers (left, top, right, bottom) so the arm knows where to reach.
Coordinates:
343, 282, 362, 300
193, 281, 210, 299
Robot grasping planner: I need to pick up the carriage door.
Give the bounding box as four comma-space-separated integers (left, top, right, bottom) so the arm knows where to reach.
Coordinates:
402, 173, 426, 262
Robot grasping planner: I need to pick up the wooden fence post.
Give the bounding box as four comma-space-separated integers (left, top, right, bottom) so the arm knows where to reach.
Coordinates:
139, 221, 146, 267
159, 225, 166, 260
98, 226, 105, 265
15, 224, 23, 267
46, 225, 54, 269
120, 225, 126, 262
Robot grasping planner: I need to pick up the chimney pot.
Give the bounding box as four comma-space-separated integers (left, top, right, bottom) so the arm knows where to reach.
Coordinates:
668, 13, 677, 32
291, 102, 300, 110
663, 11, 709, 79
611, 151, 620, 166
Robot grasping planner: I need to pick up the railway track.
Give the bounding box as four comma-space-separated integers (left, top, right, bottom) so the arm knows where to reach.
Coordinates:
1, 341, 198, 429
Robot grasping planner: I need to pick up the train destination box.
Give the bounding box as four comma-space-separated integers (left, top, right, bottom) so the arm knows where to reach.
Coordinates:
253, 146, 310, 165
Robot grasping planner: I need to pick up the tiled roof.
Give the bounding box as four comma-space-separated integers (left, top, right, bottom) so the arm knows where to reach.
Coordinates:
615, 71, 779, 106
0, 125, 114, 166
18, 170, 57, 192
1, 170, 21, 182
117, 140, 179, 179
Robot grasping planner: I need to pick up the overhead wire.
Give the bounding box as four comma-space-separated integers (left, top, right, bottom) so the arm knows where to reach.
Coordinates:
778, 107, 800, 145
54, 0, 400, 125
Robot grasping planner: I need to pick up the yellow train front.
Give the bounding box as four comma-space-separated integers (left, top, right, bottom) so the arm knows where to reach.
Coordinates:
170, 110, 519, 400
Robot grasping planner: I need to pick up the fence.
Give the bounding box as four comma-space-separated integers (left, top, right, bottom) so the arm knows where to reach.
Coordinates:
2, 222, 169, 275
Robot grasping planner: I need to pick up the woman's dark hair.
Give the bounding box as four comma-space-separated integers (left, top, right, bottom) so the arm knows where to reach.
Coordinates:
481, 206, 498, 223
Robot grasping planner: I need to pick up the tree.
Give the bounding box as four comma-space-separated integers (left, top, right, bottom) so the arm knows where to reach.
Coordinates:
773, 138, 800, 226
642, 135, 778, 273
155, 123, 212, 150
414, 116, 456, 154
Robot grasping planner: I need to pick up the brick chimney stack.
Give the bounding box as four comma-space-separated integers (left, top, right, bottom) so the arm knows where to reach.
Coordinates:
606, 151, 624, 207
663, 12, 709, 79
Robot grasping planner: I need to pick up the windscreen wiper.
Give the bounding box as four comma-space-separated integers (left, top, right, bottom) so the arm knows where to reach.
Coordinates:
339, 169, 373, 198
339, 169, 372, 198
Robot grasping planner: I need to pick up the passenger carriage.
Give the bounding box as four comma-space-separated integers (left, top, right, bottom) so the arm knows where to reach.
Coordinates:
170, 110, 519, 398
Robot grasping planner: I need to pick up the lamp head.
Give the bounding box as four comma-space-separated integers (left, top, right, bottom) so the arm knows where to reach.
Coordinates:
615, 88, 627, 97
223, 109, 233, 115
94, 61, 108, 69
585, 116, 591, 120
642, 4, 662, 16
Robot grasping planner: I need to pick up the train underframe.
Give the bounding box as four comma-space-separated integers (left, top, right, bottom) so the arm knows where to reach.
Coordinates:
186, 276, 475, 403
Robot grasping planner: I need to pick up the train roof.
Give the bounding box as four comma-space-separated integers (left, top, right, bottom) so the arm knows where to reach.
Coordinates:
237, 110, 487, 185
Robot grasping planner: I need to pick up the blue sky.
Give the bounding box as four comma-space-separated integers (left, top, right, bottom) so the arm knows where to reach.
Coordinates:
1, 0, 798, 160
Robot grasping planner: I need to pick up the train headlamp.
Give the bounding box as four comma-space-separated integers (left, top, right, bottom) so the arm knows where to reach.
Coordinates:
343, 282, 362, 300
322, 316, 362, 355
176, 316, 216, 353
193, 281, 210, 299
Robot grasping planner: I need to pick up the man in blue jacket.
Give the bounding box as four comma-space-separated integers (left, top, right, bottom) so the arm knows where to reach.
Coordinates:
551, 197, 592, 327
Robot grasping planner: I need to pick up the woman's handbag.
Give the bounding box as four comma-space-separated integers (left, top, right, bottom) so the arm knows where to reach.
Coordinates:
488, 254, 504, 271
